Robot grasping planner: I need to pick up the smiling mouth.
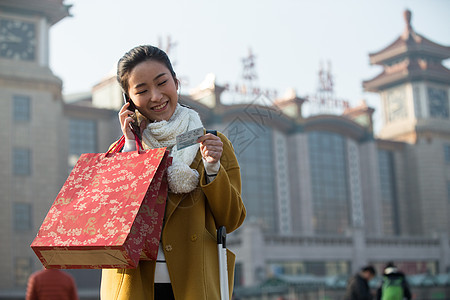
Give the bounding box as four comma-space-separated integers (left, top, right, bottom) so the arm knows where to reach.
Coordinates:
152, 102, 168, 111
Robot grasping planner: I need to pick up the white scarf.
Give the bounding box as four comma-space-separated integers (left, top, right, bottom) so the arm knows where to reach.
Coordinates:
141, 104, 203, 194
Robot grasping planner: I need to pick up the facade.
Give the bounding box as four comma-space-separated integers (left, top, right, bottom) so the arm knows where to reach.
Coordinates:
0, 1, 115, 296
0, 0, 70, 291
0, 4, 449, 299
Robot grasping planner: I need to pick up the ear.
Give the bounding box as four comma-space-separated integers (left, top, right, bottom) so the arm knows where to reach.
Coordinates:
175, 78, 180, 91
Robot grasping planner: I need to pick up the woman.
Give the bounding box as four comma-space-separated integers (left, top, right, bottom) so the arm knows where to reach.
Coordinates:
100, 45, 246, 299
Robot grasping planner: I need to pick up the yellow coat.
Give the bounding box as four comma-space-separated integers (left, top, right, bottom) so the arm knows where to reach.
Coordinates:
101, 132, 246, 299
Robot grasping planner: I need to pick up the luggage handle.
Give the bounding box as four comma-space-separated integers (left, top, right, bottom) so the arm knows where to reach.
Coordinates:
217, 226, 229, 300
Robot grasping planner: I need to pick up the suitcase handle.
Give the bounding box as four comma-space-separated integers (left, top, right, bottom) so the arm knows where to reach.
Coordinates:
217, 226, 227, 248
217, 226, 229, 300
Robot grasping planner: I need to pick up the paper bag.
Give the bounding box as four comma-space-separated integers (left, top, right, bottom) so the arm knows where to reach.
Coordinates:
31, 146, 169, 269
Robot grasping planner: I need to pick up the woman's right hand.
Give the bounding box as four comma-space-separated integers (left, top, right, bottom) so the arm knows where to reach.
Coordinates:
119, 102, 136, 140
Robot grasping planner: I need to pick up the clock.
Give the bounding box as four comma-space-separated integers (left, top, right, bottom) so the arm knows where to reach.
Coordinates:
428, 87, 449, 119
386, 87, 407, 122
0, 18, 36, 61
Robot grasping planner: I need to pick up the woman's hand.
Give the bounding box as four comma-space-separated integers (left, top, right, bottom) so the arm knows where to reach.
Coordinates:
197, 133, 223, 164
118, 102, 147, 140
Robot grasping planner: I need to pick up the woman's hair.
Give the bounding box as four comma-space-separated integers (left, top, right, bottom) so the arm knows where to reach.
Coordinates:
117, 45, 177, 95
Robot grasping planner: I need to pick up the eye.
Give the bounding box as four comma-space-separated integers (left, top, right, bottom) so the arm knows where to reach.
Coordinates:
158, 80, 168, 86
136, 90, 147, 95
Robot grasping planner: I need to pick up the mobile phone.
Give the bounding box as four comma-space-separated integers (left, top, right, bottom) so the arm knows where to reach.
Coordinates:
122, 93, 137, 112
122, 93, 141, 140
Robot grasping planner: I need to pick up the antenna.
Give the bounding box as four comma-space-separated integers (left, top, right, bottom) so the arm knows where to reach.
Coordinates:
158, 35, 178, 66
305, 60, 350, 116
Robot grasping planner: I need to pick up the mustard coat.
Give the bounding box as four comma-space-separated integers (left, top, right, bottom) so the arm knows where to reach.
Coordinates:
101, 132, 246, 299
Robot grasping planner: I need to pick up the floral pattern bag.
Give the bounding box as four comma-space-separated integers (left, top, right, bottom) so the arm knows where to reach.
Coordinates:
31, 138, 169, 269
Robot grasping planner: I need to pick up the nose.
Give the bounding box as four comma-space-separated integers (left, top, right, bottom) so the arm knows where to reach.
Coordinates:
150, 89, 163, 102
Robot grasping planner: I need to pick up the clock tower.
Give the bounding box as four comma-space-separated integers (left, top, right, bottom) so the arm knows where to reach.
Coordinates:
364, 10, 450, 238
363, 9, 450, 143
0, 0, 70, 290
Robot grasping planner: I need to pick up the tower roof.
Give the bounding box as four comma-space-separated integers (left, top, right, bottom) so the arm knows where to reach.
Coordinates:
0, 0, 71, 25
368, 10, 450, 65
363, 10, 450, 92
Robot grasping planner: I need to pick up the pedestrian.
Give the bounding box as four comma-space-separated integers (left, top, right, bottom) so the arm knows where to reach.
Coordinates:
344, 265, 377, 300
376, 262, 411, 300
26, 268, 78, 300
100, 45, 246, 299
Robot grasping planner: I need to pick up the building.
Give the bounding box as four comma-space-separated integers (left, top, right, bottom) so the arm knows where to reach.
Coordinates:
0, 1, 115, 297
0, 3, 449, 299
226, 9, 450, 287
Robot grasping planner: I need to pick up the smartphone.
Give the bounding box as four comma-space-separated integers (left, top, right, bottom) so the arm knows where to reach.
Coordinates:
122, 93, 137, 112
122, 93, 141, 140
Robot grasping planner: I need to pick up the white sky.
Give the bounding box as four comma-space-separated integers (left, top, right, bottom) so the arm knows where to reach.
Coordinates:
49, 0, 450, 133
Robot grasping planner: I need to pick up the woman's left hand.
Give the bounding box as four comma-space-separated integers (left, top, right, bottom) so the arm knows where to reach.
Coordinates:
197, 133, 223, 164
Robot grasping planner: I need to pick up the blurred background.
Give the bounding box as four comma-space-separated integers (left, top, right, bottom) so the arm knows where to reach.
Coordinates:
0, 0, 449, 299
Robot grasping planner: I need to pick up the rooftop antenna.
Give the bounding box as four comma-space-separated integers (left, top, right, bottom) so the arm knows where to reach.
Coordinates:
305, 60, 349, 116
158, 35, 178, 66
243, 48, 259, 94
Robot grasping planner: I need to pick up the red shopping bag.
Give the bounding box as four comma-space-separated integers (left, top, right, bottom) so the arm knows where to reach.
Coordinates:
31, 138, 170, 269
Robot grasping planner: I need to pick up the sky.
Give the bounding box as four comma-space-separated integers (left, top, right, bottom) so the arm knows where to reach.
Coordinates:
49, 0, 450, 133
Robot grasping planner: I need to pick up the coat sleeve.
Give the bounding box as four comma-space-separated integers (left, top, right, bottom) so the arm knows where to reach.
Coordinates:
25, 273, 38, 300
199, 132, 246, 233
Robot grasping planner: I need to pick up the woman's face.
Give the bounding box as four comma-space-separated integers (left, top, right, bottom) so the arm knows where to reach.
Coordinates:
127, 60, 178, 122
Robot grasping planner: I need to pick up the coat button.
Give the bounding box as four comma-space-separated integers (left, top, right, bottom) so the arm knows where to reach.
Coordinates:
191, 234, 198, 242
165, 244, 173, 252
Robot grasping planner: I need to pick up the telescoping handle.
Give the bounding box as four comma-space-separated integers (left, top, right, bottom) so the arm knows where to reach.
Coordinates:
217, 226, 229, 300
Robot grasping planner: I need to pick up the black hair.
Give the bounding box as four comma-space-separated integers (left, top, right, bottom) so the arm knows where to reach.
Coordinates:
361, 265, 376, 276
117, 45, 177, 95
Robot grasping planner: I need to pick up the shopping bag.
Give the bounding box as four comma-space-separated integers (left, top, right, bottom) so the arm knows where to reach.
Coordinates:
139, 169, 169, 260
31, 140, 170, 269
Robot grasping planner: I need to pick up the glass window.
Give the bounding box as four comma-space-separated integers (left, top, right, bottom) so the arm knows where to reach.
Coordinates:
268, 260, 350, 276
308, 131, 349, 235
378, 150, 399, 235
14, 203, 32, 231
15, 257, 32, 287
69, 119, 97, 156
226, 121, 277, 233
444, 144, 450, 163
13, 95, 31, 121
447, 181, 450, 203
13, 148, 31, 175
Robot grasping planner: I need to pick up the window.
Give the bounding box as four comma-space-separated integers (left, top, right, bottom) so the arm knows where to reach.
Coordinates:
268, 260, 350, 277
378, 150, 400, 235
14, 203, 32, 231
13, 148, 31, 175
444, 144, 450, 163
227, 122, 277, 233
15, 257, 32, 287
308, 131, 349, 235
69, 119, 97, 155
447, 181, 450, 203
13, 95, 31, 121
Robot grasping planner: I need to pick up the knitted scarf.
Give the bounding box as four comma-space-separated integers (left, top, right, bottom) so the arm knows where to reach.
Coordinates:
141, 104, 203, 194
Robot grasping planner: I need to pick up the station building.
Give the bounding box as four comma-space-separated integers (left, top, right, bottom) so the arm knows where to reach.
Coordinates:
0, 0, 449, 297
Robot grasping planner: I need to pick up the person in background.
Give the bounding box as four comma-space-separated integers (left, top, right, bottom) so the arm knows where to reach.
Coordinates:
26, 268, 78, 300
100, 45, 246, 299
376, 262, 412, 300
344, 265, 377, 300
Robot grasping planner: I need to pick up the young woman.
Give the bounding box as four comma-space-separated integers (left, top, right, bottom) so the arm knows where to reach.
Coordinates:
100, 45, 246, 300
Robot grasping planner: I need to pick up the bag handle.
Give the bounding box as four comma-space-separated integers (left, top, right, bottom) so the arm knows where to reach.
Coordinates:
106, 132, 143, 156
